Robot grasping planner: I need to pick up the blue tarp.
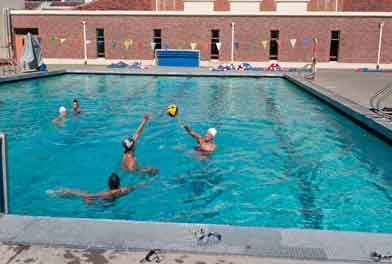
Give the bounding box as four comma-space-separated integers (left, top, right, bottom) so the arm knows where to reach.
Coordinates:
156, 50, 200, 67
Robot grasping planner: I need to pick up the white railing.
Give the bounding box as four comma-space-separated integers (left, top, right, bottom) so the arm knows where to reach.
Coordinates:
0, 133, 8, 214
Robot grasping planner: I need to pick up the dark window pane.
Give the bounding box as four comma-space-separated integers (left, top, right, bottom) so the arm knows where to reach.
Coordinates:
330, 31, 340, 61
96, 28, 105, 58
331, 31, 340, 40
269, 30, 279, 60
15, 28, 39, 35
153, 29, 162, 51
271, 30, 279, 39
211, 30, 220, 59
154, 29, 161, 38
212, 29, 219, 39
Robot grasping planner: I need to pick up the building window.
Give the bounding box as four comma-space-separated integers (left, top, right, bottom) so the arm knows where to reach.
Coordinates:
329, 31, 340, 62
14, 28, 39, 35
96, 28, 105, 58
153, 29, 162, 51
269, 30, 279, 60
211, 29, 220, 60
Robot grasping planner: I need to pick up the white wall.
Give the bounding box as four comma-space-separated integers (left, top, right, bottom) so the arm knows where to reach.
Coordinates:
229, 0, 262, 13
184, 0, 215, 12
0, 0, 24, 59
275, 0, 310, 13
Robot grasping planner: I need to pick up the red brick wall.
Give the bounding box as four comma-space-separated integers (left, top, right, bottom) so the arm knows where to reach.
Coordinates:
309, 0, 392, 12
11, 14, 392, 63
345, 0, 392, 12
214, 0, 230, 11
308, 0, 342, 11
262, 0, 276, 11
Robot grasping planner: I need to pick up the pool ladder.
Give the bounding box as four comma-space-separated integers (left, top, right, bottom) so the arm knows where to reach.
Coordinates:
369, 81, 392, 113
297, 64, 315, 80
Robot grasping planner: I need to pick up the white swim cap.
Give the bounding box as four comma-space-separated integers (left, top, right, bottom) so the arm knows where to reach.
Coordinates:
207, 128, 217, 137
59, 106, 67, 113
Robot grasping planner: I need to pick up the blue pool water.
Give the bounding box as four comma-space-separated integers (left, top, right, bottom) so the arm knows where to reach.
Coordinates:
1, 74, 392, 233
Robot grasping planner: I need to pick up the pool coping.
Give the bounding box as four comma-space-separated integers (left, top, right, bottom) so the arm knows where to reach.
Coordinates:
1, 69, 392, 262
0, 214, 389, 262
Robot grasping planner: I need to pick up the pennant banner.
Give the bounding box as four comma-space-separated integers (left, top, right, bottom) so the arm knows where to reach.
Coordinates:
176, 42, 185, 49
190, 42, 197, 50
112, 40, 117, 48
123, 39, 133, 49
50, 36, 56, 44
150, 41, 156, 50
276, 39, 282, 48
234, 41, 240, 49
215, 42, 221, 51
313, 37, 319, 45
37, 36, 42, 45
163, 43, 169, 49
304, 37, 310, 45
290, 38, 297, 48
248, 41, 254, 49
261, 40, 268, 49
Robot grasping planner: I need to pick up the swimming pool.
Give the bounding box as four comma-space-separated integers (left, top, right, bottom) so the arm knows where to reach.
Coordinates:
1, 74, 392, 233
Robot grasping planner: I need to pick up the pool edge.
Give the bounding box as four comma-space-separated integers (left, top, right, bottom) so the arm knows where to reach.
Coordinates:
0, 214, 389, 262
0, 70, 67, 84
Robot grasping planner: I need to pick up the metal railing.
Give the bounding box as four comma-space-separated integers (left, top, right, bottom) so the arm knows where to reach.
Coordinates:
369, 81, 392, 112
297, 64, 315, 80
0, 133, 8, 214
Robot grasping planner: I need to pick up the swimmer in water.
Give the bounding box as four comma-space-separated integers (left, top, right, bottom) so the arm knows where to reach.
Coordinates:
52, 106, 67, 123
62, 172, 147, 201
181, 121, 217, 152
122, 113, 159, 175
71, 99, 83, 114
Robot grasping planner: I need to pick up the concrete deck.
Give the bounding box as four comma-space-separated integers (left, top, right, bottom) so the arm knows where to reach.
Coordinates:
310, 70, 392, 109
0, 215, 389, 263
0, 243, 359, 264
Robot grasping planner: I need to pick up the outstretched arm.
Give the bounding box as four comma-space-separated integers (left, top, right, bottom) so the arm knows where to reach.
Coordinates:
122, 181, 148, 194
181, 121, 203, 142
62, 188, 106, 199
132, 113, 150, 142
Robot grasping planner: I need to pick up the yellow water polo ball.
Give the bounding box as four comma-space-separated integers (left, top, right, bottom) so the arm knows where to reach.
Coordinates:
166, 104, 178, 117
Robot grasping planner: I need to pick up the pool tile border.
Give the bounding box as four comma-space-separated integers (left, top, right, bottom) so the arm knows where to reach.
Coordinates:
1, 68, 392, 262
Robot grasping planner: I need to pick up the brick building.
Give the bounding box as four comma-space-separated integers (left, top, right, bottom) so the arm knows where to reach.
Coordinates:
10, 0, 392, 66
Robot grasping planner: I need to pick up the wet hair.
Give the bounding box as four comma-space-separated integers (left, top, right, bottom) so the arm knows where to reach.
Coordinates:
72, 99, 78, 104
108, 173, 120, 190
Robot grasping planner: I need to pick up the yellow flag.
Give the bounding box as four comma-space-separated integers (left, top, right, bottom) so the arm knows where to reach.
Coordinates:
261, 40, 268, 49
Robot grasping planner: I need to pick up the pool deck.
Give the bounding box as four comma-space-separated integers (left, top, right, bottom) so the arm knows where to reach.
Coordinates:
0, 214, 389, 263
1, 66, 392, 263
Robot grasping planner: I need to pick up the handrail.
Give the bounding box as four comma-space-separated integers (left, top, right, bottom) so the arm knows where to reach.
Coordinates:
369, 81, 392, 111
0, 133, 8, 214
297, 64, 315, 80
